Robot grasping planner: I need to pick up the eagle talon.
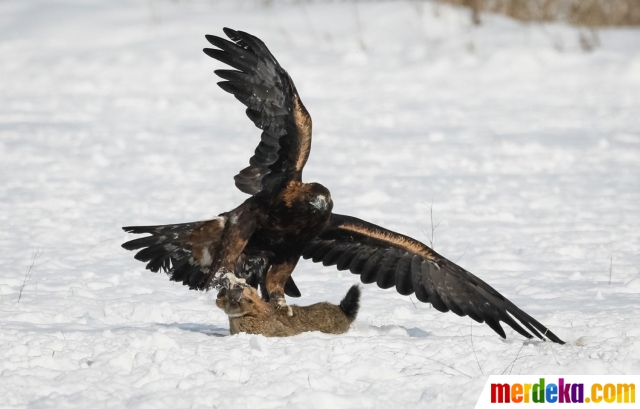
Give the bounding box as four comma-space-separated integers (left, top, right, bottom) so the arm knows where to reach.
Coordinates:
213, 269, 246, 290
270, 295, 292, 316
277, 300, 293, 316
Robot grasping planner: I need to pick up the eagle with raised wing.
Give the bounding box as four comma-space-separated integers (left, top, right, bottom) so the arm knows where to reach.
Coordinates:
122, 28, 564, 344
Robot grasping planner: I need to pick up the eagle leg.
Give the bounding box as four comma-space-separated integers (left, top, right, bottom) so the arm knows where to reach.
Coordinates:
203, 204, 259, 289
264, 258, 299, 308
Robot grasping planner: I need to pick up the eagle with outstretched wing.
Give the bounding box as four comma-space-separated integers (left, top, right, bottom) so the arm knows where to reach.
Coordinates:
122, 28, 564, 344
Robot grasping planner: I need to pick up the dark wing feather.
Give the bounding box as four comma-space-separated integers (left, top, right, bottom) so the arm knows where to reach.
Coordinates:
204, 28, 312, 195
303, 214, 564, 344
122, 218, 226, 290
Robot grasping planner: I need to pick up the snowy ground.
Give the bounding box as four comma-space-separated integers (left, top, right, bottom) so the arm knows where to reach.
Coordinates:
1, 0, 640, 407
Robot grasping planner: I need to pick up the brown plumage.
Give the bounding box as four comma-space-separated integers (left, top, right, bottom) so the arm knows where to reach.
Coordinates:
122, 28, 565, 344
216, 282, 360, 337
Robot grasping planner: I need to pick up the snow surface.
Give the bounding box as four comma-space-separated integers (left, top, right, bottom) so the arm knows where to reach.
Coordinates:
1, 0, 640, 407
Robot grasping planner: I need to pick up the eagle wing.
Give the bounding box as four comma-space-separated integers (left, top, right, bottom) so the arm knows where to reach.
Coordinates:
302, 214, 564, 344
204, 28, 312, 195
122, 218, 227, 290
122, 216, 302, 296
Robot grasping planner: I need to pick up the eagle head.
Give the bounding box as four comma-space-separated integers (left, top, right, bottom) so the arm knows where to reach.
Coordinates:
305, 183, 333, 214
281, 181, 333, 215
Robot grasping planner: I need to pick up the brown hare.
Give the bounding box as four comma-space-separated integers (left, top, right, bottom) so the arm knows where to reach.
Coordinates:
216, 279, 360, 337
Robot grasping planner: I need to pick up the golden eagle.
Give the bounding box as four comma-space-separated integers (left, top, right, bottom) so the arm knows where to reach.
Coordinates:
122, 28, 564, 344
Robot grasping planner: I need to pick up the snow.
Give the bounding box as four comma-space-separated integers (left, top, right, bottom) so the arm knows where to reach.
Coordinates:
1, 0, 640, 407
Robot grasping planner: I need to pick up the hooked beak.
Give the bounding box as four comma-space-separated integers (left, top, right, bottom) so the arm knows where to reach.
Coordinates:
310, 195, 328, 211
